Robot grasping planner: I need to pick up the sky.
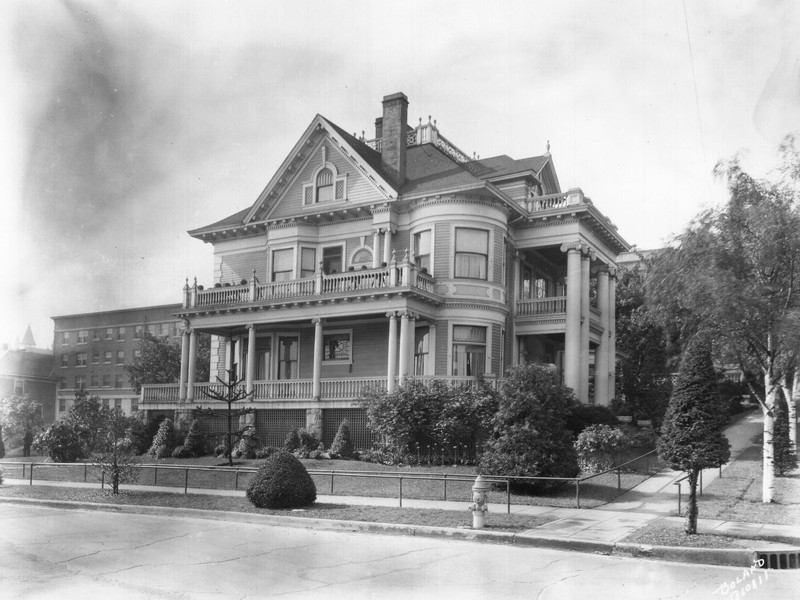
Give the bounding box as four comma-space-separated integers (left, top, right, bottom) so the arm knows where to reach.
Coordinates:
1, 0, 799, 350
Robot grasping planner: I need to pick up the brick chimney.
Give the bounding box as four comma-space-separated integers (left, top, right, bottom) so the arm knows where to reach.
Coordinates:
380, 92, 408, 187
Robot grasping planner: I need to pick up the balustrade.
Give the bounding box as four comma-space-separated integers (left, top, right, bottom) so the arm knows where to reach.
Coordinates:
516, 296, 567, 316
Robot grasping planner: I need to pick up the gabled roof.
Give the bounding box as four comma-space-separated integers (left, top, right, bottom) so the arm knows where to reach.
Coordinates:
189, 114, 398, 239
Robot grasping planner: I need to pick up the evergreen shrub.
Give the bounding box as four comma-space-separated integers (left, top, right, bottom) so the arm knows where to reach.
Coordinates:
329, 420, 354, 459
565, 404, 618, 437
148, 418, 178, 459
246, 450, 317, 509
255, 446, 280, 459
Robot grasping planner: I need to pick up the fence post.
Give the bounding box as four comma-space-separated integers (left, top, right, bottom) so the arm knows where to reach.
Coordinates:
617, 469, 621, 490
101, 471, 105, 490
506, 479, 511, 514
330, 470, 334, 494
399, 476, 403, 508
184, 469, 189, 494
22, 463, 25, 480
575, 480, 581, 509
154, 466, 158, 486
443, 473, 448, 501
29, 463, 33, 486
235, 470, 239, 490
84, 463, 88, 482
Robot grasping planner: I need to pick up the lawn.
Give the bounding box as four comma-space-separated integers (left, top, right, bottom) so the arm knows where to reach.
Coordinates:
621, 441, 800, 548
0, 450, 659, 509
0, 485, 554, 533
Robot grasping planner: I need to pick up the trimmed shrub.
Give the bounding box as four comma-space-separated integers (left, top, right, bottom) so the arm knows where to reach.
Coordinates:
283, 428, 301, 452
148, 418, 178, 459
574, 424, 625, 473
255, 446, 280, 460
182, 419, 206, 457
329, 420, 354, 459
0, 425, 5, 459
214, 443, 230, 458
246, 450, 317, 509
129, 413, 163, 455
236, 426, 261, 459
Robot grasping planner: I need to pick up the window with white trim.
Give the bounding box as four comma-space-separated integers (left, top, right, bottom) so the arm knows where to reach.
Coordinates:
323, 331, 352, 363
301, 248, 316, 278
272, 248, 294, 282
76, 352, 87, 367
451, 325, 486, 376
77, 330, 89, 344
454, 228, 489, 280
116, 350, 124, 365
414, 230, 432, 273
92, 350, 100, 364
322, 246, 343, 275
60, 354, 69, 368
302, 162, 347, 205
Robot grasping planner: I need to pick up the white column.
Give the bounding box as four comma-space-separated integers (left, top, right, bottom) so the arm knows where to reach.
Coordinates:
595, 267, 610, 406
608, 269, 618, 401
398, 311, 412, 383
427, 323, 436, 376
387, 312, 398, 392
561, 243, 582, 397
373, 230, 381, 268
246, 324, 257, 395
383, 228, 393, 265
186, 329, 197, 401
312, 317, 323, 400
179, 325, 189, 401
580, 251, 591, 403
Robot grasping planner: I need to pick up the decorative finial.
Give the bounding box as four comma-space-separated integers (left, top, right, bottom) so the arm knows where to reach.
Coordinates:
546, 140, 551, 153
361, 130, 365, 139
434, 119, 437, 127
428, 115, 431, 124
419, 117, 422, 125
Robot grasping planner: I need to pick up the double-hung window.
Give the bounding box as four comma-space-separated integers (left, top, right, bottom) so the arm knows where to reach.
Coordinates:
300, 248, 316, 278
272, 248, 294, 282
454, 228, 488, 279
414, 230, 432, 273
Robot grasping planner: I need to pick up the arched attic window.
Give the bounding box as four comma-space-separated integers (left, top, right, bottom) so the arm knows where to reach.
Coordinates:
316, 168, 334, 202
303, 158, 348, 205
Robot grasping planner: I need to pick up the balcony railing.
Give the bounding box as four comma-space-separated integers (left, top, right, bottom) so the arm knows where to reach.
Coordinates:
524, 189, 589, 213
185, 259, 436, 311
140, 376, 495, 405
516, 296, 567, 316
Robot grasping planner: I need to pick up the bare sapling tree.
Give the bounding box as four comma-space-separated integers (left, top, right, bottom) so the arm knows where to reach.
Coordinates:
195, 369, 255, 467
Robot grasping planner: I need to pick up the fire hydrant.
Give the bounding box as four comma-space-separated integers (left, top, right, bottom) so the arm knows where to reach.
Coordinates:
469, 475, 490, 529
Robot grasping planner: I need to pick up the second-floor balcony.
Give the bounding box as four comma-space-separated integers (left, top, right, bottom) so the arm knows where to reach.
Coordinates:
183, 260, 437, 312
516, 296, 567, 316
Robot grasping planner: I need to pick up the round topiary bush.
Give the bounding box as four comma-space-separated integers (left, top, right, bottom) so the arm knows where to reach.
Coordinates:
246, 450, 317, 509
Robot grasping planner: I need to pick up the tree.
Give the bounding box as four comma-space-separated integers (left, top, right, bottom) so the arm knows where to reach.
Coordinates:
657, 338, 731, 534
479, 364, 580, 490
0, 394, 45, 439
773, 395, 798, 476
195, 370, 254, 467
92, 408, 140, 494
648, 156, 800, 502
614, 264, 673, 426
68, 391, 113, 455
125, 331, 210, 394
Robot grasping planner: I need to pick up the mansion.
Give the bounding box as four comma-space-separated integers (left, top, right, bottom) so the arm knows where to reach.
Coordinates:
140, 92, 630, 447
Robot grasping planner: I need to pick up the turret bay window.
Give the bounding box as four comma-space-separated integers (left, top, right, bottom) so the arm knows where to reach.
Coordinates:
272, 248, 294, 282
452, 325, 486, 376
454, 228, 489, 279
414, 230, 432, 273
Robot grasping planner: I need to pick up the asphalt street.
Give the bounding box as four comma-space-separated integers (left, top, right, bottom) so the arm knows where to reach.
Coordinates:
2, 503, 797, 600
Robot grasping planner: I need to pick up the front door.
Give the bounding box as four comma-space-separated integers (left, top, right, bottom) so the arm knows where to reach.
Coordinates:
277, 336, 299, 380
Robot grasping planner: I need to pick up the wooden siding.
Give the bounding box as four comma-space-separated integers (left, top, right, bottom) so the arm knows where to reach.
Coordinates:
433, 222, 451, 279
220, 250, 264, 284
269, 140, 383, 220
491, 324, 503, 375
492, 224, 505, 283
393, 229, 410, 261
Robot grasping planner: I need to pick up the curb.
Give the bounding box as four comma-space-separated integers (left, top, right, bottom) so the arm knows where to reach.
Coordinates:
0, 496, 758, 567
